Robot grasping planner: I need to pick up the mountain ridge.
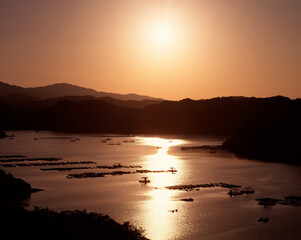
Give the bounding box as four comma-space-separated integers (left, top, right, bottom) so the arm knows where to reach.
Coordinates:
0, 93, 162, 110
0, 81, 163, 101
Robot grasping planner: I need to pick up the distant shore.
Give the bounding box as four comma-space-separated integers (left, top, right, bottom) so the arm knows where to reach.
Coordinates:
1, 95, 300, 164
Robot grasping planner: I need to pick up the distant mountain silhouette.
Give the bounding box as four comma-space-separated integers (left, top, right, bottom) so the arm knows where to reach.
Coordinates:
0, 82, 43, 98
0, 81, 163, 101
0, 94, 162, 110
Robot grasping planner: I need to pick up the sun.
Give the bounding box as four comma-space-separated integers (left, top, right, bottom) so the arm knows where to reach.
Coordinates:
151, 22, 174, 47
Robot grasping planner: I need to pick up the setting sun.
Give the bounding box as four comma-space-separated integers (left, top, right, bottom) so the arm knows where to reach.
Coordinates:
151, 22, 174, 47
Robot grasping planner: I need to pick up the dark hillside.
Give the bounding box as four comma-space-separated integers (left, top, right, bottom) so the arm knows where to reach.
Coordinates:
33, 100, 139, 133
1, 96, 300, 163
0, 94, 162, 110
1, 96, 299, 136
223, 98, 301, 163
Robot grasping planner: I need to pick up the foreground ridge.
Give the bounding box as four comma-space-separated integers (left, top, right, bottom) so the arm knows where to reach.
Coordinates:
0, 169, 149, 240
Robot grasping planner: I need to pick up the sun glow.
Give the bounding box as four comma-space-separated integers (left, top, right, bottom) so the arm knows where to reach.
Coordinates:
151, 22, 174, 47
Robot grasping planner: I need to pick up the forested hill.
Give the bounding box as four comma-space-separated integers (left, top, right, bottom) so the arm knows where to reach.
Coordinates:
222, 97, 301, 163
0, 96, 299, 136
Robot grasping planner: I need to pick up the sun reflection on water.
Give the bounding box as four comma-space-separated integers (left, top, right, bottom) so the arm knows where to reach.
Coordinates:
138, 137, 185, 187
138, 137, 186, 240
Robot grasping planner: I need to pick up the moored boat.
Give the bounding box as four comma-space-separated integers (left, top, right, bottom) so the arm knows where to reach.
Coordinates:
139, 177, 150, 183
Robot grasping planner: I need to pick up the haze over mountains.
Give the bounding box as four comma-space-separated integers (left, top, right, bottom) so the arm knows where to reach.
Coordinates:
0, 81, 163, 101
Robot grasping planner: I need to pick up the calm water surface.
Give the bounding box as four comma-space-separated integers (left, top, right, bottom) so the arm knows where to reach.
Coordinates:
1, 131, 301, 240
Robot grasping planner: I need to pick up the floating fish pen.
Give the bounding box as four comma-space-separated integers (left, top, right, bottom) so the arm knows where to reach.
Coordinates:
1, 161, 96, 168
67, 170, 133, 179
165, 183, 242, 191
256, 196, 301, 207
0, 157, 63, 163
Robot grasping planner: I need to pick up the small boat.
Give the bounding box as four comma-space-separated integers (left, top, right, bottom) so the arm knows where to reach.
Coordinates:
228, 189, 243, 196
240, 187, 255, 194
139, 177, 150, 184
113, 163, 122, 168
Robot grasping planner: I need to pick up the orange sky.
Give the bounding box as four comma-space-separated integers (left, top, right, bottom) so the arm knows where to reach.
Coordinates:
0, 0, 300, 100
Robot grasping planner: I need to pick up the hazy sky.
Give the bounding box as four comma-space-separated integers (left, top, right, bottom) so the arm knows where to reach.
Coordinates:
0, 0, 300, 100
